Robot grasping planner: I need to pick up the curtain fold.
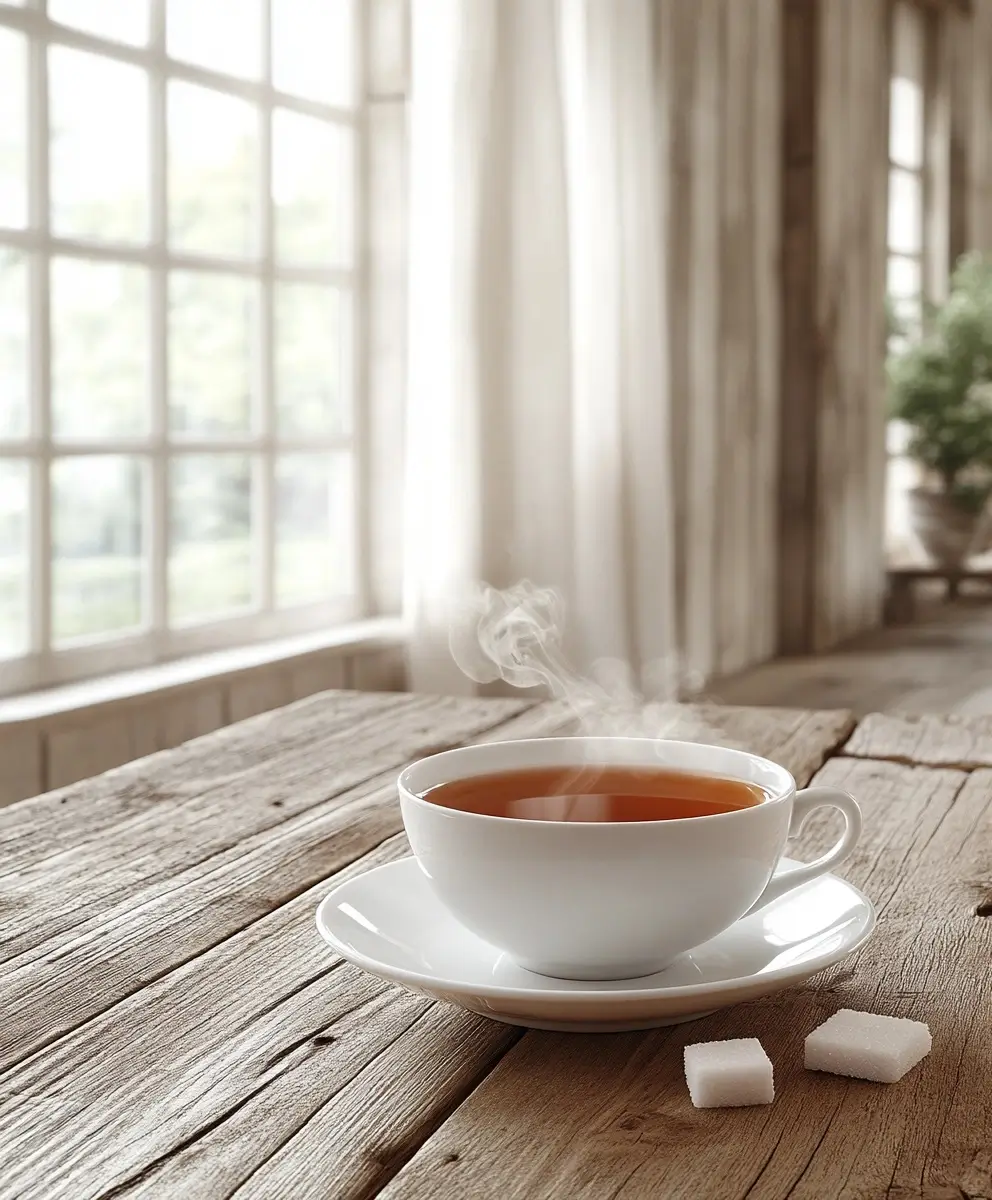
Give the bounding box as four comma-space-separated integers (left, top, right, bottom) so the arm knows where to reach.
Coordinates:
404, 0, 677, 695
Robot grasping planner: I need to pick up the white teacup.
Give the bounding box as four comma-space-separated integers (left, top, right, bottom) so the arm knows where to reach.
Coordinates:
398, 737, 862, 981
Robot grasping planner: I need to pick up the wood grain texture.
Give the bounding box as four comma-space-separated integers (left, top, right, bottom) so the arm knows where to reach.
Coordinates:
0, 691, 514, 878
778, 0, 889, 655
662, 703, 855, 784
0, 693, 525, 963
844, 709, 992, 766
0, 837, 518, 1200
0, 697, 864, 1198
381, 754, 991, 1200
0, 645, 402, 809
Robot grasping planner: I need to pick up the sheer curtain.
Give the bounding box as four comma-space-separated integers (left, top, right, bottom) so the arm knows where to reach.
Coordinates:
404, 0, 676, 695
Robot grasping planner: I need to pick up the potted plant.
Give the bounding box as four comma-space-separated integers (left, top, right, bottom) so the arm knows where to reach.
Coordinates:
888, 254, 992, 568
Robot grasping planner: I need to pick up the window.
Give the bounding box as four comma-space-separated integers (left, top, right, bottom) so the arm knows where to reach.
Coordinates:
0, 0, 362, 695
884, 2, 928, 564
887, 2, 926, 351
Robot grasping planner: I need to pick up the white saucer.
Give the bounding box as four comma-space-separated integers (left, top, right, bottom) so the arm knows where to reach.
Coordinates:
315, 857, 876, 1032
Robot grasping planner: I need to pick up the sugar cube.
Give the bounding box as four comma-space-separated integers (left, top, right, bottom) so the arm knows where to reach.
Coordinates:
683, 1038, 774, 1108
804, 1009, 931, 1083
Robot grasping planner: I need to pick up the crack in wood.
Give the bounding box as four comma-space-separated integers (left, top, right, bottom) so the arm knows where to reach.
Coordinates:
248, 960, 347, 1025
781, 1085, 850, 1197
217, 1003, 453, 1200
742, 1128, 788, 1199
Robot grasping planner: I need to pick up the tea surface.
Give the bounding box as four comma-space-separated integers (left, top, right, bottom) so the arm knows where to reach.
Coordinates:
422, 765, 767, 822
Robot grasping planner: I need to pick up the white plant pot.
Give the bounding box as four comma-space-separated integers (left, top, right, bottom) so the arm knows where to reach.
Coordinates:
908, 488, 984, 568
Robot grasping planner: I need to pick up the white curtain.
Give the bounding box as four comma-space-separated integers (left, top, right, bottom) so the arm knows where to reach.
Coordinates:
404, 0, 677, 695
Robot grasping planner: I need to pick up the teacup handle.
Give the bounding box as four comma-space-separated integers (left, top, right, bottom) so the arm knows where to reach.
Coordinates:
746, 787, 862, 915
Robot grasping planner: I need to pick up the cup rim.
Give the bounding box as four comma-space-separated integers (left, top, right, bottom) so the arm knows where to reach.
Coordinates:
398, 736, 796, 829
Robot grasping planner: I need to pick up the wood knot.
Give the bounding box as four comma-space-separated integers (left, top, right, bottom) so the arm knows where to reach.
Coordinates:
442, 1152, 460, 1165
975, 899, 992, 918
312, 1034, 336, 1047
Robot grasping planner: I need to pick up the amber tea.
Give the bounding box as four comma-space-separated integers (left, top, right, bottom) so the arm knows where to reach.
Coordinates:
421, 764, 767, 822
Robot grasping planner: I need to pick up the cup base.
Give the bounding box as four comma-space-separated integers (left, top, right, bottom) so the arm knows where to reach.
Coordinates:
514, 956, 678, 982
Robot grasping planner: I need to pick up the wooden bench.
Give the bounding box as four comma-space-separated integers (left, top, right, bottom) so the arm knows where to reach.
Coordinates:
885, 564, 992, 623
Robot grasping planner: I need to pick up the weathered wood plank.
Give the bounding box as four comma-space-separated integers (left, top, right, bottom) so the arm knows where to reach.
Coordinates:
469, 701, 854, 788
380, 755, 991, 1200
659, 703, 855, 784
0, 689, 415, 863
0, 837, 515, 1200
0, 702, 845, 1074
0, 775, 409, 1073
844, 710, 992, 767
0, 694, 527, 963
0, 700, 858, 1198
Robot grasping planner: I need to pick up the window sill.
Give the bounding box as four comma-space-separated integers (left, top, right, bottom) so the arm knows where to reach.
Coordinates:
0, 616, 407, 731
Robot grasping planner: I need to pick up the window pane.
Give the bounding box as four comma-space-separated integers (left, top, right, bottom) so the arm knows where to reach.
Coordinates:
890, 78, 923, 171
892, 294, 923, 340
0, 459, 29, 658
168, 0, 262, 79
52, 259, 149, 438
170, 454, 255, 623
273, 110, 352, 266
887, 255, 921, 300
168, 83, 258, 258
52, 455, 144, 644
275, 284, 349, 436
49, 0, 150, 46
0, 249, 29, 439
50, 48, 149, 244
0, 29, 27, 229
169, 273, 257, 436
272, 0, 355, 107
888, 169, 922, 255
276, 453, 353, 606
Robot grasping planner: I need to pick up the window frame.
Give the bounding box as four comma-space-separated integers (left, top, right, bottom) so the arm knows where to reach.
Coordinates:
0, 0, 369, 697
886, 1, 929, 351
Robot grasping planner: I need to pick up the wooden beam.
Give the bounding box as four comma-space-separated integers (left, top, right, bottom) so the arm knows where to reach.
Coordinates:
777, 0, 819, 654
777, 0, 890, 654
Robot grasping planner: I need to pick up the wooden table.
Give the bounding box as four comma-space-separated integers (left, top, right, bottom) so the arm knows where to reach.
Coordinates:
1, 691, 990, 1199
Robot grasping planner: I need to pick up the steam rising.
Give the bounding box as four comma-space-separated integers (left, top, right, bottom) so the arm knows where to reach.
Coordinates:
449, 580, 727, 742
